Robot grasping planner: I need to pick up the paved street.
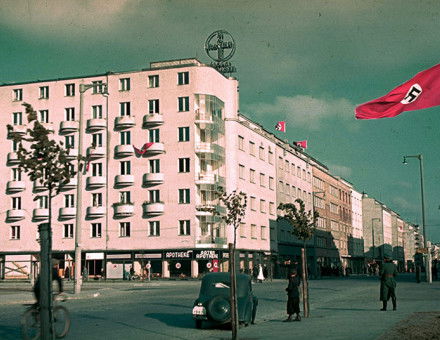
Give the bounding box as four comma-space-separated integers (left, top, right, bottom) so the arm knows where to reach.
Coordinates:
0, 274, 439, 340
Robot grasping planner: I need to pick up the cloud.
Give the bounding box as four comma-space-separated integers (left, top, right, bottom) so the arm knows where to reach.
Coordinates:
325, 163, 352, 178
391, 197, 418, 214
245, 95, 355, 130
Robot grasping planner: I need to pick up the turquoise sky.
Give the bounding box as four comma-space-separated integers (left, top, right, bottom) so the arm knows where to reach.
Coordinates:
1, 0, 439, 242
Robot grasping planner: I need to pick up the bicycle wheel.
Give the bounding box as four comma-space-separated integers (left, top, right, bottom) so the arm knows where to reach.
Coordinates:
21, 308, 40, 340
53, 306, 70, 339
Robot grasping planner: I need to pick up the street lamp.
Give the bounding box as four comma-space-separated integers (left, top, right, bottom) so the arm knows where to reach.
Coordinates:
402, 154, 431, 283
74, 82, 109, 294
371, 218, 381, 261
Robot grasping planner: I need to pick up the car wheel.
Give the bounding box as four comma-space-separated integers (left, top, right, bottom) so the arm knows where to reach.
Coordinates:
207, 296, 231, 322
195, 320, 202, 329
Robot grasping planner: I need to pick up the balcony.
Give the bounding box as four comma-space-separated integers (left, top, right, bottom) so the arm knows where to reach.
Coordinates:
195, 204, 225, 216
143, 114, 164, 127
113, 203, 134, 218
7, 125, 27, 138
86, 176, 106, 189
65, 148, 78, 160
142, 202, 165, 216
142, 173, 164, 186
195, 142, 224, 157
59, 178, 77, 191
6, 180, 26, 193
40, 122, 54, 132
114, 145, 134, 158
33, 208, 49, 221
7, 152, 20, 165
114, 174, 134, 187
59, 121, 79, 134
139, 142, 164, 156
195, 173, 225, 187
86, 118, 106, 132
195, 112, 214, 127
33, 181, 48, 192
115, 116, 135, 130
59, 207, 76, 219
86, 206, 105, 218
86, 146, 105, 159
7, 209, 25, 221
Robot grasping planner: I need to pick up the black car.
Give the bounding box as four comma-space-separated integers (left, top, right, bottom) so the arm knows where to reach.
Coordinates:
192, 272, 258, 328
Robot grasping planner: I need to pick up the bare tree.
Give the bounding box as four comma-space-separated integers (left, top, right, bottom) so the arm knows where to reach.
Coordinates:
278, 198, 319, 318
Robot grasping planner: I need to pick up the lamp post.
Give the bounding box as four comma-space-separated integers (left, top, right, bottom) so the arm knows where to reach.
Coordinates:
371, 218, 381, 261
403, 154, 431, 283
74, 82, 108, 294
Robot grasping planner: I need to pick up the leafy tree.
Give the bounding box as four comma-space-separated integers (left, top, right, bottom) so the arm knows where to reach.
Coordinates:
8, 103, 81, 339
278, 198, 319, 318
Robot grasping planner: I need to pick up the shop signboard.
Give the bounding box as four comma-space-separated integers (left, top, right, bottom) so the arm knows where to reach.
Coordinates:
164, 250, 193, 260
194, 250, 220, 260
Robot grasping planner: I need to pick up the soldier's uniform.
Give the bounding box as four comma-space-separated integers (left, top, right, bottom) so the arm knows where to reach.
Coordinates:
379, 258, 397, 311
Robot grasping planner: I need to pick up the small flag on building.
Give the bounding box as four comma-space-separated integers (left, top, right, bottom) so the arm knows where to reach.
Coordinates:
355, 63, 440, 119
294, 140, 308, 149
134, 142, 154, 156
275, 121, 286, 132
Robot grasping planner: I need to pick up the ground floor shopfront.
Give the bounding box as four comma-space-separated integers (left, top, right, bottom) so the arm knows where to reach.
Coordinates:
0, 249, 269, 280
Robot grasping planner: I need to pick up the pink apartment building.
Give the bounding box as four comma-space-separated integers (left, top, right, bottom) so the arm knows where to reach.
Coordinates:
0, 58, 314, 280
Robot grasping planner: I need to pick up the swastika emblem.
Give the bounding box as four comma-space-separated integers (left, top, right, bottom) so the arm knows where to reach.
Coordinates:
401, 84, 422, 104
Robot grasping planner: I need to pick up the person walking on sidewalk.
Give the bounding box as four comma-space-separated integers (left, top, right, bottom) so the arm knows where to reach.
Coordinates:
284, 270, 301, 322
379, 256, 397, 311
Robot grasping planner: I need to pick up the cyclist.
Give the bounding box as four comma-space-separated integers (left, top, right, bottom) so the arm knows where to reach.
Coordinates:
33, 260, 64, 307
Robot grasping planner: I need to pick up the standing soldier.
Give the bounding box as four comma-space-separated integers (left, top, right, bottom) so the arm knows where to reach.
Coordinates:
379, 256, 397, 311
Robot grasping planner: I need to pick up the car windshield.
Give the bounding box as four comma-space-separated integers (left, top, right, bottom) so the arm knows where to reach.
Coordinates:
199, 273, 251, 298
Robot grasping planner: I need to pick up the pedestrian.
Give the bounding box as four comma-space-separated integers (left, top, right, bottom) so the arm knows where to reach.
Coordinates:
432, 260, 438, 281
283, 270, 301, 322
257, 264, 265, 283
82, 266, 88, 282
415, 264, 421, 283
253, 264, 258, 282
64, 266, 70, 281
379, 256, 397, 311
129, 265, 135, 281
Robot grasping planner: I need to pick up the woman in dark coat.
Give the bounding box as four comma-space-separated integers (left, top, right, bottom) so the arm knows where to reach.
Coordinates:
284, 270, 301, 322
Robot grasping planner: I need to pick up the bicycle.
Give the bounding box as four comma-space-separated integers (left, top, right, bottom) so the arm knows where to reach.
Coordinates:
21, 294, 71, 340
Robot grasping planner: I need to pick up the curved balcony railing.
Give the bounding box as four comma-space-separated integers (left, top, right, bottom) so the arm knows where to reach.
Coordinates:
114, 174, 134, 187
59, 121, 79, 134
114, 145, 134, 158
86, 206, 105, 218
143, 114, 164, 128
86, 118, 106, 131
115, 116, 135, 129
142, 173, 164, 186
142, 202, 165, 216
59, 207, 76, 219
7, 209, 25, 221
86, 176, 106, 189
6, 180, 26, 193
113, 203, 134, 217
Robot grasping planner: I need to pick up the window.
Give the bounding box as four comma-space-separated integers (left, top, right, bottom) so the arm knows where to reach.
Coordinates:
261, 225, 267, 240
279, 181, 284, 193
297, 166, 301, 177
91, 223, 102, 238
13, 89, 23, 101
11, 226, 20, 240
259, 173, 265, 187
292, 186, 297, 198
12, 140, 19, 152
39, 86, 49, 99
148, 190, 160, 203
120, 131, 131, 145
285, 183, 290, 196
249, 141, 255, 156
63, 224, 73, 238
92, 81, 104, 94
178, 97, 189, 112
330, 220, 339, 231
251, 224, 257, 239
149, 99, 159, 114
178, 71, 189, 85
179, 220, 190, 235
239, 164, 245, 180
120, 161, 131, 175
278, 157, 283, 170
149, 128, 160, 143
285, 160, 289, 173
178, 127, 190, 142
64, 194, 75, 208
148, 75, 159, 88
178, 158, 190, 173
268, 150, 274, 164
269, 177, 274, 190
179, 188, 190, 204
238, 136, 244, 151
12, 112, 22, 125
120, 191, 131, 204
120, 222, 131, 237
92, 133, 103, 147
259, 146, 265, 160
330, 203, 339, 214
12, 197, 22, 210
65, 83, 75, 97
269, 202, 275, 215
65, 108, 75, 121
240, 222, 246, 238
92, 193, 102, 207
65, 135, 75, 149
291, 163, 295, 175
249, 169, 255, 183
119, 78, 130, 91
149, 159, 160, 173
12, 168, 22, 181
38, 110, 49, 123
119, 102, 131, 116
38, 196, 48, 209
149, 221, 160, 236
92, 163, 102, 176
330, 185, 339, 197
302, 169, 306, 180
92, 105, 102, 119
260, 199, 266, 213
250, 196, 256, 211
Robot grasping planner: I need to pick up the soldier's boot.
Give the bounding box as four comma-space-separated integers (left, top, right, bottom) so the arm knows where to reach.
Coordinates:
392, 297, 396, 311
380, 301, 387, 311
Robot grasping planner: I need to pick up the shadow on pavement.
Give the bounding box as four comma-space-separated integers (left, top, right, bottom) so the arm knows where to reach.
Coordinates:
144, 312, 194, 329
0, 324, 21, 340
318, 307, 375, 311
